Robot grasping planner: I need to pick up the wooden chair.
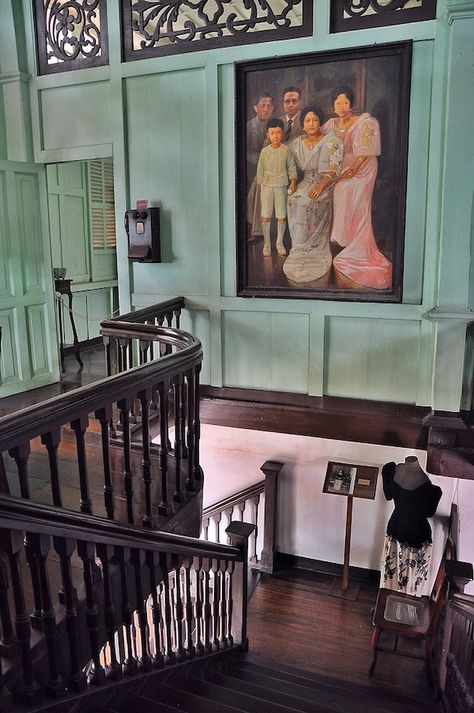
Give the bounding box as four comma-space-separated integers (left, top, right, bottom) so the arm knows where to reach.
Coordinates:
369, 537, 455, 686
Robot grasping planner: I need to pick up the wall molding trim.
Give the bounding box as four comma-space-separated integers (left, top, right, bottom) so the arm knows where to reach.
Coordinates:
200, 386, 430, 449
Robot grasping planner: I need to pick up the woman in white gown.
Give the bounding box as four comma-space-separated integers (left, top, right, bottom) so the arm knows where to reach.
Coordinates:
322, 87, 392, 290
283, 106, 343, 284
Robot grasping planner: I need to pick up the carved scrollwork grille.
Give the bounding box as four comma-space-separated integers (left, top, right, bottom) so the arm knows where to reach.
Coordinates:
34, 0, 109, 75
330, 0, 436, 33
121, 0, 313, 61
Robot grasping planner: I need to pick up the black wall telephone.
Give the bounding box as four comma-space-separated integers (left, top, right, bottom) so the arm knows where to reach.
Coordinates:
125, 207, 161, 262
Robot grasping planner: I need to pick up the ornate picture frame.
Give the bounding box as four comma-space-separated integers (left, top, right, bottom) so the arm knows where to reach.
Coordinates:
235, 41, 412, 302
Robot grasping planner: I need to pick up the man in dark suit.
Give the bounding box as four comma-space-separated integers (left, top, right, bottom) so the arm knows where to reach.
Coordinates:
280, 86, 303, 143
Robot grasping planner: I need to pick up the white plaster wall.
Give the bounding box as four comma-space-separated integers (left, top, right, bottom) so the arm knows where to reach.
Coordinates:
200, 424, 457, 595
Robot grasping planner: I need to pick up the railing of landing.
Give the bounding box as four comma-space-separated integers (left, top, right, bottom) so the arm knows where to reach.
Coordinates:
0, 494, 254, 709
441, 592, 474, 713
201, 460, 282, 574
0, 298, 202, 529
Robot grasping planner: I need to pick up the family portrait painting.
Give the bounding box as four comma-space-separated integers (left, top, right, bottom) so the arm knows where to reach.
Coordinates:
236, 42, 412, 301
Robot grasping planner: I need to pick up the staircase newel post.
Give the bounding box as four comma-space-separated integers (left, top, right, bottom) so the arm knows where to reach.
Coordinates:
225, 522, 255, 652
259, 461, 283, 574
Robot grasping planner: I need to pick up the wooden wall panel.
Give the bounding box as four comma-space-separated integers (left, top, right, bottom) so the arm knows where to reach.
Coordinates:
181, 308, 211, 385
40, 82, 112, 151
16, 173, 44, 294
26, 303, 51, 376
0, 309, 20, 385
222, 311, 310, 392
126, 69, 209, 297
324, 317, 420, 403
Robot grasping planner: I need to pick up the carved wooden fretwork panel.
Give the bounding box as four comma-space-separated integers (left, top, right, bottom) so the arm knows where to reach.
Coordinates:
34, 0, 109, 75
330, 0, 436, 32
121, 0, 313, 60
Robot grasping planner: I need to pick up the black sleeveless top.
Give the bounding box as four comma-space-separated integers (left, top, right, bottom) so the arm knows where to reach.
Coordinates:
382, 461, 442, 548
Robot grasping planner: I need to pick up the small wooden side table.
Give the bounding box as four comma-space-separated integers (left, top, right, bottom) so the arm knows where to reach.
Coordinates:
54, 278, 83, 372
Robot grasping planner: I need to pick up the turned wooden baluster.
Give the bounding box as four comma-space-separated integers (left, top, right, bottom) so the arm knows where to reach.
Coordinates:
41, 430, 62, 508
192, 365, 202, 486
0, 556, 17, 657
77, 540, 106, 685
251, 493, 261, 562
8, 446, 42, 628
157, 382, 171, 515
95, 406, 115, 520
96, 543, 122, 680
201, 517, 210, 541
0, 530, 41, 705
144, 550, 164, 667
117, 398, 134, 524
201, 557, 212, 655
173, 373, 185, 503
130, 548, 151, 672
0, 647, 11, 710
218, 560, 227, 649
171, 557, 185, 661
192, 558, 204, 657
70, 417, 93, 515
159, 552, 175, 664
54, 536, 86, 692
185, 370, 195, 492
181, 557, 194, 658
174, 306, 182, 329
30, 533, 64, 697
211, 559, 220, 651
138, 389, 153, 528
225, 560, 235, 647
8, 444, 30, 499
215, 512, 222, 544
236, 501, 246, 522
114, 546, 137, 676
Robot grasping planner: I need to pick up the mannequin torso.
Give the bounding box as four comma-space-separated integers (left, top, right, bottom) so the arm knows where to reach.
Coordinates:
393, 456, 430, 491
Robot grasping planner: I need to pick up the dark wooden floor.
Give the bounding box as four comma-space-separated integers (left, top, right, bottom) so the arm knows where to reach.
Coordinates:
0, 349, 106, 418
247, 568, 440, 712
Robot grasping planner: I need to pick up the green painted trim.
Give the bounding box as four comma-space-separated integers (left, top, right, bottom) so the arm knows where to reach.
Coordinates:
428, 307, 474, 320
446, 2, 474, 22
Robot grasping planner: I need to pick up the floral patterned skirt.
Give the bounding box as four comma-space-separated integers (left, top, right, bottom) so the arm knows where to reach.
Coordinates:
380, 534, 432, 596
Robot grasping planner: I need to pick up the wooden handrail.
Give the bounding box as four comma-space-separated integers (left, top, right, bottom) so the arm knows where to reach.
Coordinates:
0, 494, 240, 561
203, 481, 265, 520
201, 461, 283, 574
0, 333, 201, 451
109, 297, 185, 325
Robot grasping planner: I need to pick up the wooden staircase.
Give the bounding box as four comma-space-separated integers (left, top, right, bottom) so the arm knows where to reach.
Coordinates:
35, 652, 430, 713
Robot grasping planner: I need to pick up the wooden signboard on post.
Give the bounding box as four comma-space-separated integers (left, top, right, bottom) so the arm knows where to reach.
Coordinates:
323, 461, 379, 599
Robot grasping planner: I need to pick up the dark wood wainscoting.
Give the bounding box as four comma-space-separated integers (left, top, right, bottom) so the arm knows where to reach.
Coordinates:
200, 386, 431, 449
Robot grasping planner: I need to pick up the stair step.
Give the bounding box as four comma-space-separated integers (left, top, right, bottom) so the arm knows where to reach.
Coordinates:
238, 659, 425, 712
105, 689, 183, 713
138, 679, 245, 713
199, 669, 336, 713
166, 672, 322, 713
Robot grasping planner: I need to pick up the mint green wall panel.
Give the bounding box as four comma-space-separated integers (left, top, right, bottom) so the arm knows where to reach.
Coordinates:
324, 317, 420, 403
58, 161, 84, 191
16, 173, 44, 293
180, 309, 211, 385
86, 289, 111, 339
0, 172, 12, 296
91, 252, 116, 282
59, 194, 89, 282
26, 303, 50, 375
126, 70, 209, 296
40, 82, 112, 150
222, 311, 309, 392
0, 309, 20, 385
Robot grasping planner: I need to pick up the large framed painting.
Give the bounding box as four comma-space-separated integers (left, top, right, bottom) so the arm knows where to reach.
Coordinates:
235, 41, 412, 301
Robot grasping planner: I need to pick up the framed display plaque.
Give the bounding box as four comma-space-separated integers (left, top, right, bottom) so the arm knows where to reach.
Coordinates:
323, 461, 378, 500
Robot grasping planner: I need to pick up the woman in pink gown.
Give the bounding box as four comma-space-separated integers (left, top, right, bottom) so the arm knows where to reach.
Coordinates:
323, 87, 392, 290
